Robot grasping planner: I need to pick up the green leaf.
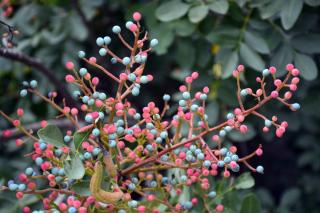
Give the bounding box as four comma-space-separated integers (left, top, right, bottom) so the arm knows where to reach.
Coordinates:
150, 24, 174, 55
305, 0, 320, 6
222, 51, 239, 79
244, 31, 270, 54
259, 0, 285, 19
71, 181, 91, 196
294, 53, 318, 81
171, 19, 196, 37
240, 43, 265, 71
280, 0, 303, 30
240, 194, 261, 213
292, 34, 320, 54
208, 0, 229, 14
175, 39, 196, 68
279, 188, 301, 208
188, 4, 208, 23
68, 13, 89, 41
271, 44, 293, 77
73, 131, 91, 151
206, 101, 219, 125
156, 0, 190, 22
235, 172, 255, 189
64, 153, 85, 180
37, 124, 65, 148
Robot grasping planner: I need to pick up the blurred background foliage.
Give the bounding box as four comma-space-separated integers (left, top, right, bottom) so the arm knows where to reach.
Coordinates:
0, 0, 319, 212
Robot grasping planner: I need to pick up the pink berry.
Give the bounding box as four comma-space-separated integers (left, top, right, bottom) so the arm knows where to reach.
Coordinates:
286, 64, 294, 71
237, 64, 244, 72
133, 12, 142, 21
65, 61, 74, 70
269, 66, 276, 74
65, 74, 75, 83
216, 204, 224, 212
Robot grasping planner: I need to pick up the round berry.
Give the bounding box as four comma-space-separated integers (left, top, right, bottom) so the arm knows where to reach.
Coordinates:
112, 25, 121, 34
99, 48, 107, 56
150, 39, 158, 47
291, 103, 300, 111
103, 36, 111, 45
262, 69, 270, 76
96, 37, 104, 46
20, 89, 28, 97
122, 57, 131, 66
78, 50, 85, 58
92, 128, 100, 137
79, 68, 87, 76
30, 80, 38, 88
163, 94, 170, 101
256, 165, 264, 174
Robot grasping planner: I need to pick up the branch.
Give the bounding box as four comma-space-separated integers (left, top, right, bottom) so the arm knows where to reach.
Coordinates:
0, 48, 78, 107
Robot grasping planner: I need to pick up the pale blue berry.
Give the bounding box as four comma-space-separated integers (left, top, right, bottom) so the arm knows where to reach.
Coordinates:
30, 80, 38, 88
103, 36, 111, 45
256, 165, 264, 174
78, 50, 85, 58
150, 38, 158, 47
291, 103, 300, 111
122, 57, 130, 65
262, 69, 270, 76
99, 48, 107, 56
112, 25, 121, 34
79, 68, 87, 76
96, 37, 104, 46
20, 89, 27, 97
163, 94, 170, 101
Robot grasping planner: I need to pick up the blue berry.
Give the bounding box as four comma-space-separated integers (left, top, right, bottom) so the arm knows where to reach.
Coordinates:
20, 89, 27, 97
291, 103, 300, 111
197, 153, 204, 160
256, 165, 264, 174
79, 68, 87, 76
92, 128, 100, 137
140, 76, 148, 84
240, 89, 247, 96
25, 167, 34, 176
18, 184, 26, 191
72, 90, 81, 98
122, 57, 130, 66
128, 73, 136, 81
150, 38, 159, 47
85, 114, 93, 123
64, 135, 71, 143
96, 37, 104, 46
208, 191, 216, 198
35, 157, 43, 165
226, 113, 234, 119
103, 36, 111, 45
163, 94, 170, 101
92, 147, 101, 156
78, 50, 85, 58
39, 142, 47, 150
30, 80, 38, 88
128, 183, 136, 190
112, 25, 121, 34
160, 131, 168, 139
125, 21, 133, 29
182, 91, 191, 99
131, 87, 140, 96
99, 48, 107, 56
109, 140, 116, 147
200, 94, 207, 100
98, 92, 107, 100
8, 183, 18, 191
262, 69, 270, 76
84, 152, 92, 159
203, 160, 211, 168
219, 129, 226, 137
264, 119, 272, 127
111, 57, 117, 64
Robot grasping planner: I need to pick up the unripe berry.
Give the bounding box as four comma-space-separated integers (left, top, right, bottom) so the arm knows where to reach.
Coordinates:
96, 37, 104, 46
112, 25, 121, 34
150, 39, 159, 47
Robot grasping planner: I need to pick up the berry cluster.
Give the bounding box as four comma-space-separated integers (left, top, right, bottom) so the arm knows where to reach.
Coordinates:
0, 12, 301, 212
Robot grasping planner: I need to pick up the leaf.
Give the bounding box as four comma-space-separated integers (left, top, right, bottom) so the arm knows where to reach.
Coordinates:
279, 188, 301, 208
294, 53, 318, 81
240, 194, 261, 213
171, 19, 196, 37
208, 0, 229, 14
155, 0, 190, 22
68, 13, 89, 41
150, 24, 174, 55
64, 153, 85, 180
240, 43, 265, 71
304, 0, 320, 6
280, 0, 303, 30
188, 4, 208, 23
270, 44, 293, 77
235, 172, 255, 189
222, 51, 239, 79
175, 39, 196, 68
71, 181, 91, 196
37, 125, 65, 148
259, 0, 285, 19
73, 131, 91, 151
205, 101, 219, 125
292, 33, 320, 54
244, 31, 270, 54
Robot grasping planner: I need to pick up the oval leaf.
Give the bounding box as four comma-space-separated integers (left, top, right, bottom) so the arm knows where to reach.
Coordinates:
280, 0, 303, 30
188, 4, 208, 23
240, 194, 261, 213
37, 124, 65, 148
156, 0, 190, 22
64, 153, 85, 180
240, 43, 265, 71
208, 0, 229, 14
292, 33, 320, 54
244, 31, 270, 54
294, 53, 318, 81
235, 172, 255, 189
222, 51, 239, 79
